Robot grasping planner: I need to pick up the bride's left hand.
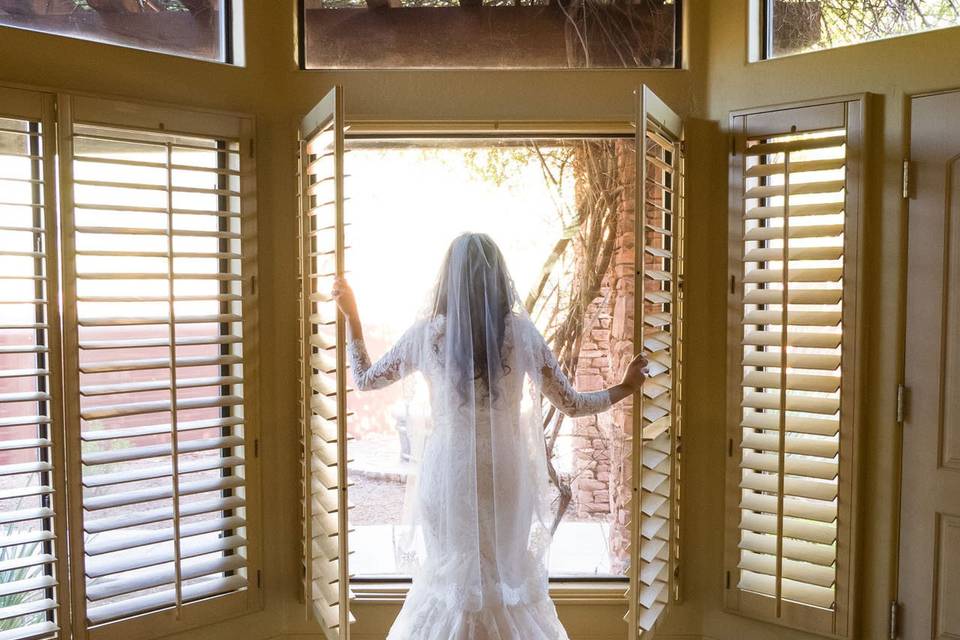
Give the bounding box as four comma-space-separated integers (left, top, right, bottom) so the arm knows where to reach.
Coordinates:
620, 353, 649, 391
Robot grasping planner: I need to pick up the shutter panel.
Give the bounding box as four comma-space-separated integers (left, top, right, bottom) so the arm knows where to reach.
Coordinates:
298, 87, 353, 638
627, 86, 684, 638
725, 98, 863, 637
0, 87, 69, 640
56, 96, 257, 630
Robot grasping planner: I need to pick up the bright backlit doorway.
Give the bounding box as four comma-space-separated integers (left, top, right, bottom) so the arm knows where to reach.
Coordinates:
344, 134, 638, 580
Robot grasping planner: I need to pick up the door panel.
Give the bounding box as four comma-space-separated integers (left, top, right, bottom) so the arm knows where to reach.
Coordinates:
900, 88, 960, 640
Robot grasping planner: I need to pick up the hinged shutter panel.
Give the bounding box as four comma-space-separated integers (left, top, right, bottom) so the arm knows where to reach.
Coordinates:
725, 98, 862, 637
627, 86, 684, 638
0, 87, 69, 640
57, 96, 257, 630
298, 86, 352, 638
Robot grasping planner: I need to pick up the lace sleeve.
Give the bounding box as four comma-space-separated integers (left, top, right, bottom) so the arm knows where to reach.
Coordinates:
347, 324, 421, 391
535, 328, 612, 418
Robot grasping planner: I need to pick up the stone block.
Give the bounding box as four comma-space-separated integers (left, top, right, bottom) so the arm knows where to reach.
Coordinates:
591, 329, 611, 343
577, 478, 607, 491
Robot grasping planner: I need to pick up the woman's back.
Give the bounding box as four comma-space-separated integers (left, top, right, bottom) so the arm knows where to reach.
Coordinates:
334, 232, 647, 639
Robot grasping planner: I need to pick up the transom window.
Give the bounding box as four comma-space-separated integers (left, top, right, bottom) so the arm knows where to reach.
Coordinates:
299, 0, 681, 69
759, 0, 960, 58
0, 1, 242, 64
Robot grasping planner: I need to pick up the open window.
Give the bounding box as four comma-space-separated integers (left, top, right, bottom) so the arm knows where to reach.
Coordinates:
298, 87, 352, 636
724, 96, 865, 637
628, 87, 684, 635
297, 85, 684, 638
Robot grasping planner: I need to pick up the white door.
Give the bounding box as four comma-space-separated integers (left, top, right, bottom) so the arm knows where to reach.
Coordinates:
899, 88, 960, 639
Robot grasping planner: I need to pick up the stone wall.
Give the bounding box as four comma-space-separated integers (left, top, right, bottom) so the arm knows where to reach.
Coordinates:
571, 140, 636, 572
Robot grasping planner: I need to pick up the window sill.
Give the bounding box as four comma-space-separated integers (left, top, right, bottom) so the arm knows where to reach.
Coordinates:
351, 580, 629, 605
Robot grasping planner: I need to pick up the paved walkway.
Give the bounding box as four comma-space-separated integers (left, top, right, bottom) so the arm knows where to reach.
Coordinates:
350, 521, 615, 577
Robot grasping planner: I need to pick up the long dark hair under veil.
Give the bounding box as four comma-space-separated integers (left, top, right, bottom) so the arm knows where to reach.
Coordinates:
431, 233, 517, 397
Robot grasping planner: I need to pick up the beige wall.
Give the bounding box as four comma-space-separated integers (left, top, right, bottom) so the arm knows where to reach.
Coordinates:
694, 5, 960, 640
1, 0, 958, 638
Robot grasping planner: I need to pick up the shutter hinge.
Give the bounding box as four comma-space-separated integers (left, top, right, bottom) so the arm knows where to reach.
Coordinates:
727, 438, 733, 457
889, 600, 900, 640
896, 384, 906, 424
730, 274, 736, 295
249, 274, 257, 295
257, 569, 262, 589
254, 438, 259, 458
902, 160, 911, 199
725, 571, 731, 589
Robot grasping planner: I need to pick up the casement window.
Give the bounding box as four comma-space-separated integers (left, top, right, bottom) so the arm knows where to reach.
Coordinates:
297, 85, 684, 639
630, 87, 684, 634
755, 0, 959, 59
298, 0, 681, 69
0, 86, 259, 640
725, 97, 865, 637
0, 1, 243, 65
298, 88, 351, 634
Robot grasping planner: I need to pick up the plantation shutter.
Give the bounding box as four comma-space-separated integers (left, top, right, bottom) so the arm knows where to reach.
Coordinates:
627, 86, 684, 638
298, 87, 353, 638
56, 95, 260, 632
0, 87, 69, 640
724, 98, 863, 636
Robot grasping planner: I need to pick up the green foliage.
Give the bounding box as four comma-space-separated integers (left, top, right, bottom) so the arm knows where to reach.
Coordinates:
72, 0, 192, 10
0, 521, 45, 632
774, 0, 960, 53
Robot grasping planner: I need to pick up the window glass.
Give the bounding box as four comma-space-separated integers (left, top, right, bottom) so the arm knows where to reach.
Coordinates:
0, 1, 234, 63
301, 0, 680, 68
66, 123, 250, 625
766, 0, 959, 57
344, 137, 636, 578
0, 116, 63, 640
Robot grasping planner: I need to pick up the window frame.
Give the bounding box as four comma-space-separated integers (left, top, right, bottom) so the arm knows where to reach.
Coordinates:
723, 94, 868, 638
55, 92, 262, 640
0, 1, 246, 67
324, 120, 644, 593
0, 83, 262, 640
298, 92, 685, 638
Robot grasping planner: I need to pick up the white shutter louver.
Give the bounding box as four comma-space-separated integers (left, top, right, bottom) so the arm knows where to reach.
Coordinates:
0, 90, 68, 640
627, 86, 684, 638
726, 99, 863, 637
298, 87, 353, 638
57, 99, 255, 628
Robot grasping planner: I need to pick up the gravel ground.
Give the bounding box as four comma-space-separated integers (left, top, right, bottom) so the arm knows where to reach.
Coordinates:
348, 474, 612, 527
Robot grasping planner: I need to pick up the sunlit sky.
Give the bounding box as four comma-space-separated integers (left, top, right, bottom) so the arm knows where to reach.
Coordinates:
345, 144, 570, 341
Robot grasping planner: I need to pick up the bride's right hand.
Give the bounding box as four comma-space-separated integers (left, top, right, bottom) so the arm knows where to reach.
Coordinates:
621, 353, 649, 391
331, 276, 358, 319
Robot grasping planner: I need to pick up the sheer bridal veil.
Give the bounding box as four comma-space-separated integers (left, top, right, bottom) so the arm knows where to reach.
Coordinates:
395, 232, 557, 612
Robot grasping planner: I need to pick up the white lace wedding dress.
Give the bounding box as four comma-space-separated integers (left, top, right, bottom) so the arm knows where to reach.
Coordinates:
348, 314, 611, 640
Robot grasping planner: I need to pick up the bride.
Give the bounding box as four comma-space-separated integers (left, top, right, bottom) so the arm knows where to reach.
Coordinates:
332, 232, 647, 640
